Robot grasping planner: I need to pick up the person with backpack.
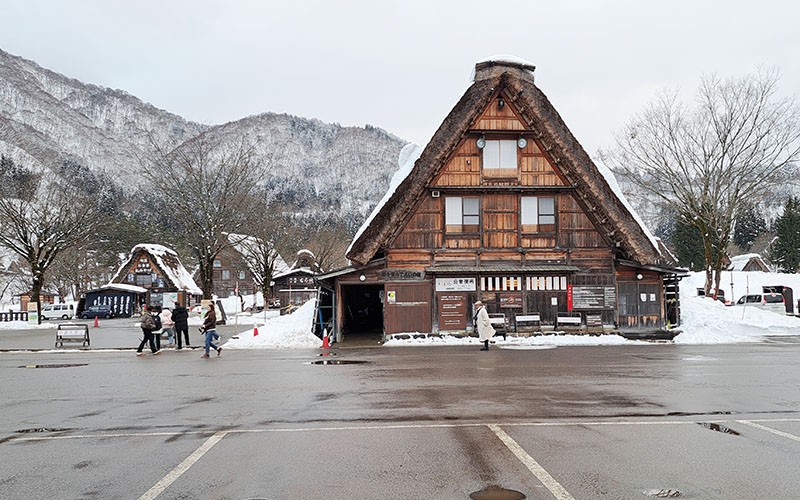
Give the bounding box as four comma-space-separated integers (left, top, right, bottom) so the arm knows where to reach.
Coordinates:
136, 305, 161, 356
151, 306, 163, 350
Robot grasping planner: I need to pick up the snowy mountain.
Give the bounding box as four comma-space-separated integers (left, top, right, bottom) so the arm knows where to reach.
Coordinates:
0, 48, 407, 225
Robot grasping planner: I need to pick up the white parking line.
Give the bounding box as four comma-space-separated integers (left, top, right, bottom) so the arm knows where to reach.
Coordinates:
12, 417, 800, 442
488, 424, 575, 500
737, 420, 800, 442
138, 430, 227, 500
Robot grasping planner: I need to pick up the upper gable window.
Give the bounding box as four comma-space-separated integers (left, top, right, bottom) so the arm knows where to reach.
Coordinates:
483, 140, 517, 170
445, 196, 480, 233
521, 196, 556, 232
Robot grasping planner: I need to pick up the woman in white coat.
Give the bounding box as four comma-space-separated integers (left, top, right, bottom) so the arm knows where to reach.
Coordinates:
474, 300, 495, 351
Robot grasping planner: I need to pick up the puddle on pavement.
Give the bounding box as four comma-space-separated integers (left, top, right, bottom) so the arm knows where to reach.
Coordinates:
309, 359, 368, 365
19, 363, 88, 369
643, 488, 682, 497
697, 422, 740, 435
469, 485, 526, 499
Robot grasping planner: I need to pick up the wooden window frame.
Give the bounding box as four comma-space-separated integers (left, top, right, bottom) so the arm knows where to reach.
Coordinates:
521, 195, 557, 234
482, 139, 518, 178
445, 196, 481, 234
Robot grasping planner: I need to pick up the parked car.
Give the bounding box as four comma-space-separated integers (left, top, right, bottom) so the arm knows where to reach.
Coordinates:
80, 304, 115, 319
41, 303, 75, 320
734, 293, 786, 314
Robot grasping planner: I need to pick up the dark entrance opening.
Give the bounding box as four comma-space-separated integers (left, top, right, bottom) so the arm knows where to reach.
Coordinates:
341, 284, 383, 343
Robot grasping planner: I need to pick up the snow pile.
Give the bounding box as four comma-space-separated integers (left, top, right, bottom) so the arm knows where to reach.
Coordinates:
0, 321, 58, 330
675, 270, 800, 344
223, 299, 320, 349
470, 55, 536, 81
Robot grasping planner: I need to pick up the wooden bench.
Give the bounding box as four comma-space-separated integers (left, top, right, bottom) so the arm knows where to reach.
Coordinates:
556, 313, 582, 331
488, 313, 508, 340
55, 323, 90, 347
514, 313, 541, 333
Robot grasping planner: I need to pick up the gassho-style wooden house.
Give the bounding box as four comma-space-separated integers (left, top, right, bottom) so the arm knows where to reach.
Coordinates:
316, 57, 685, 342
109, 243, 203, 310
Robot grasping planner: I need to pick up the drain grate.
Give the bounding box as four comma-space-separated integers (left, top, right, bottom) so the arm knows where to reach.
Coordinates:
643, 488, 682, 497
16, 427, 75, 433
19, 363, 88, 369
470, 485, 526, 499
697, 422, 740, 435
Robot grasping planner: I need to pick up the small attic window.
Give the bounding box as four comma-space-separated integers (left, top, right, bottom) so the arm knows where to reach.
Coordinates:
482, 140, 518, 177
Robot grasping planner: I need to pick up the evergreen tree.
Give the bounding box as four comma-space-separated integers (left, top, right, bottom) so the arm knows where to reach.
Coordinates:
770, 196, 800, 273
733, 204, 767, 252
672, 219, 706, 271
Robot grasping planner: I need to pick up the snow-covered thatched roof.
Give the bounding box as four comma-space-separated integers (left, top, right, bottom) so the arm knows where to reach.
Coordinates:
110, 243, 202, 295
346, 57, 670, 267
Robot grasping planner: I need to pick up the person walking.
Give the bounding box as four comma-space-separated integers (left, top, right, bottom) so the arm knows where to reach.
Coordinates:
474, 300, 495, 351
172, 299, 190, 349
201, 302, 222, 359
136, 305, 161, 356
160, 307, 175, 347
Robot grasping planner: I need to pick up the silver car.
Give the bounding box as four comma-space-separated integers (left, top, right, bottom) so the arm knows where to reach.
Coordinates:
734, 293, 786, 314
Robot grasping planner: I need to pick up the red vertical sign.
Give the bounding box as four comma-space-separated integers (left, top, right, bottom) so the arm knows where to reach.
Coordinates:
567, 284, 573, 311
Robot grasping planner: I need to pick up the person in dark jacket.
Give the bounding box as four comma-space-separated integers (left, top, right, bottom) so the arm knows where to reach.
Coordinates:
136, 305, 161, 356
171, 300, 190, 349
201, 302, 221, 358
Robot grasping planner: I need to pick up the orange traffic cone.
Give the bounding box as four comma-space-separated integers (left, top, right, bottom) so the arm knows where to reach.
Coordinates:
322, 328, 330, 349
253, 326, 259, 337
93, 316, 99, 328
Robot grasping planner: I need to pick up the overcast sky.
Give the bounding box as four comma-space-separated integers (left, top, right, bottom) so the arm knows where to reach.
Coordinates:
1, 1, 797, 155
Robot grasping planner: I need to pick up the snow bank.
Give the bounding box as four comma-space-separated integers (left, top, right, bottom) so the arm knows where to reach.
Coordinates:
675, 270, 800, 344
222, 299, 320, 349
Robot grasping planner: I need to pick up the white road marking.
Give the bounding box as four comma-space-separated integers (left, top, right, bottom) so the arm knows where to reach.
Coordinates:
138, 430, 227, 500
488, 424, 575, 500
12, 417, 800, 441
737, 420, 800, 442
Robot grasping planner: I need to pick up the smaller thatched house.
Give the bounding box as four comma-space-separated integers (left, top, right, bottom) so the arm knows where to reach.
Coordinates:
110, 244, 202, 309
728, 253, 770, 273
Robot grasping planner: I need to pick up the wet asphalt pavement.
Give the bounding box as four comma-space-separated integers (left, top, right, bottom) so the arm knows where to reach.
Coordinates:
2, 323, 800, 499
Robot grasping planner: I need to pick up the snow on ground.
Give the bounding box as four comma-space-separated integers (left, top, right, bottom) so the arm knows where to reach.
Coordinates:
0, 321, 58, 330
222, 299, 321, 349
674, 270, 800, 344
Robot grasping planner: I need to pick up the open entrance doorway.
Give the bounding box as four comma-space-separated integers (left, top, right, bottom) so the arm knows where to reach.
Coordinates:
341, 284, 383, 345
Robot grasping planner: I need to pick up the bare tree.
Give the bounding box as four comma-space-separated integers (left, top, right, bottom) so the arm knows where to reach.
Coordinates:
603, 69, 800, 295
0, 157, 110, 320
302, 222, 350, 272
233, 203, 290, 307
143, 133, 264, 298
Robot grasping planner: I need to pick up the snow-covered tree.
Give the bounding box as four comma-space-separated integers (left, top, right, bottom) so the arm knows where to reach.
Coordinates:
770, 196, 800, 272
733, 204, 767, 252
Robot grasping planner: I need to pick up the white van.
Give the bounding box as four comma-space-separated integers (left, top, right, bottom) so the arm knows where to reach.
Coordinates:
41, 303, 75, 320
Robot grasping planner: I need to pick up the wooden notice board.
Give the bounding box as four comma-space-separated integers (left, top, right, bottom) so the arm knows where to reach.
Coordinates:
438, 293, 468, 330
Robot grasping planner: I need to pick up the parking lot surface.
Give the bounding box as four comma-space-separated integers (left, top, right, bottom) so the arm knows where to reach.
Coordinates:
2, 333, 800, 499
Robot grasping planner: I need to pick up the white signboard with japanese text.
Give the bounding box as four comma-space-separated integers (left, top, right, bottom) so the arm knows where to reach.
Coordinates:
435, 277, 476, 292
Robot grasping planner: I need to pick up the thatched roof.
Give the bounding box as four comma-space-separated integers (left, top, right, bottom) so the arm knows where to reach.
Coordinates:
346, 60, 666, 268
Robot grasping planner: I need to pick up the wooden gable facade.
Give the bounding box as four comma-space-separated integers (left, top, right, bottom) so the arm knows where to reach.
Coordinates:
111, 244, 202, 309
324, 59, 683, 341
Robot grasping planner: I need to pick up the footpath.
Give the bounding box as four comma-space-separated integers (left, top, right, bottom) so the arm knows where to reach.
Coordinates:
0, 318, 243, 351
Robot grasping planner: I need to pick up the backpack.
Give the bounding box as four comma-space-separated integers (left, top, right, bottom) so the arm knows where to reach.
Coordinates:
153, 314, 162, 330
141, 313, 156, 330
